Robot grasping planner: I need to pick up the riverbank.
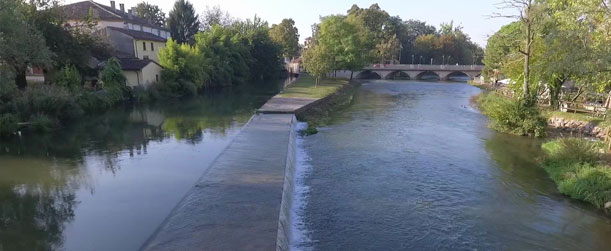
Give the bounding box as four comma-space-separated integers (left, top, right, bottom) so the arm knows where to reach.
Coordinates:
472, 92, 611, 214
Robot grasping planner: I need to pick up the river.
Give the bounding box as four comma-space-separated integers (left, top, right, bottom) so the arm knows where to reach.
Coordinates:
0, 79, 288, 251
293, 80, 611, 250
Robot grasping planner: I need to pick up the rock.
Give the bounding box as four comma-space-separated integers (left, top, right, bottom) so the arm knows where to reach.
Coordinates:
605, 202, 611, 209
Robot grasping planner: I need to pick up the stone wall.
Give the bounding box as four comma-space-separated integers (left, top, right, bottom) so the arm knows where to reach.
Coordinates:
548, 117, 608, 139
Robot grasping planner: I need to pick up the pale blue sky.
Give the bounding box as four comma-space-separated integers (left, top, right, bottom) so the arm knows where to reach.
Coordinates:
65, 0, 515, 46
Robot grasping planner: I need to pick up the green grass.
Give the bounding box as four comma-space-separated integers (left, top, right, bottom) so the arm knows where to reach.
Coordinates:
542, 138, 611, 210
278, 75, 349, 99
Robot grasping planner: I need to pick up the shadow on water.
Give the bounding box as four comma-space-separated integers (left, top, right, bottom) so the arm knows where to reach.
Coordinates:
0, 79, 285, 250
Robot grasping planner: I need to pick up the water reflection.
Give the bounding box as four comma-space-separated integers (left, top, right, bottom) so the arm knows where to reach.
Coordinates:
0, 80, 284, 250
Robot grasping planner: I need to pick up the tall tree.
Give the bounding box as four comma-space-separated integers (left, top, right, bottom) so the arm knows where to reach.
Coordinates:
302, 44, 332, 86
200, 6, 234, 31
0, 0, 52, 89
492, 0, 547, 101
269, 18, 300, 59
167, 0, 200, 44
317, 15, 369, 76
134, 2, 166, 26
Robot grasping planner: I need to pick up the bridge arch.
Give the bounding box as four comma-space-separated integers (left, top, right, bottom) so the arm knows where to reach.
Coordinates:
385, 71, 411, 80
416, 71, 440, 81
355, 70, 381, 80
445, 71, 471, 81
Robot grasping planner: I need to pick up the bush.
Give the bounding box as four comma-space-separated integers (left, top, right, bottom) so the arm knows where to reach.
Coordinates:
0, 113, 18, 136
30, 114, 57, 132
12, 85, 83, 121
477, 93, 547, 137
542, 138, 611, 210
55, 64, 82, 91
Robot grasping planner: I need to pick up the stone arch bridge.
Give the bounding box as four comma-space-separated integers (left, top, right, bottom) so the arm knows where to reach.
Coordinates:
348, 64, 484, 80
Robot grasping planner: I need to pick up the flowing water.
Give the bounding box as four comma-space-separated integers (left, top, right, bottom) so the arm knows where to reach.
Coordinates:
293, 80, 611, 250
0, 80, 287, 251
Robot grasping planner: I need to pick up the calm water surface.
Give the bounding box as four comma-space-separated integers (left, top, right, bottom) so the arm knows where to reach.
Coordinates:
0, 79, 287, 251
294, 80, 611, 250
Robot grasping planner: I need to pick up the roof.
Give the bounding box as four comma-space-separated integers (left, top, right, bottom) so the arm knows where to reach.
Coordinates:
118, 58, 161, 71
62, 1, 169, 31
108, 27, 167, 42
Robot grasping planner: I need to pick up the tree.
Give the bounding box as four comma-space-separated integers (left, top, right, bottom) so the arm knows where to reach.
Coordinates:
269, 18, 300, 59
316, 15, 369, 77
200, 6, 234, 31
302, 44, 332, 86
168, 0, 200, 44
492, 0, 548, 102
134, 2, 166, 26
483, 22, 521, 81
0, 0, 52, 89
101, 58, 126, 103
233, 16, 283, 80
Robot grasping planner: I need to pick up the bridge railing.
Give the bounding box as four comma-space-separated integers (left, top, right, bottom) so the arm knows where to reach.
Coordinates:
364, 64, 484, 71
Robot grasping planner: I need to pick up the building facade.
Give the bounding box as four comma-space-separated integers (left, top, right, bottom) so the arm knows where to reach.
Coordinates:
63, 0, 169, 88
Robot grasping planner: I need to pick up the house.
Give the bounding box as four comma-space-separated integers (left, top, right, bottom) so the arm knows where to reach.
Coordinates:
119, 58, 162, 87
63, 0, 169, 88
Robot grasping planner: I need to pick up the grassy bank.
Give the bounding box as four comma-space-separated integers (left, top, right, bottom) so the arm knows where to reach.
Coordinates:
474, 92, 547, 137
281, 76, 356, 135
278, 75, 349, 99
542, 109, 611, 129
542, 138, 611, 211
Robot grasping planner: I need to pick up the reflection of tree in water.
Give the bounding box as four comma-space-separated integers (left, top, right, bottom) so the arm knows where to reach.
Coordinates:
0, 80, 284, 249
0, 159, 86, 250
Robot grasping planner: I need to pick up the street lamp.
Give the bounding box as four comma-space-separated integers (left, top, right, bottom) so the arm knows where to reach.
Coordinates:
419, 56, 423, 65
430, 58, 433, 65
412, 54, 414, 65
447, 56, 451, 65
442, 55, 445, 65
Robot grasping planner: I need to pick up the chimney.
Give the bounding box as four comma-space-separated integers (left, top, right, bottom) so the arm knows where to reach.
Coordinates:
110, 1, 115, 9
119, 3, 125, 12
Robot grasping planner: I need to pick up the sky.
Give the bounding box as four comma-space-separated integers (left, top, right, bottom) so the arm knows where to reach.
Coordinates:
64, 0, 516, 47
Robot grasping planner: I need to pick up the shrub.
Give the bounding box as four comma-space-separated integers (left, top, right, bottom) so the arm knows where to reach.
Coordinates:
101, 57, 128, 104
13, 85, 83, 121
30, 114, 57, 132
542, 138, 611, 210
0, 113, 18, 136
55, 64, 82, 91
477, 93, 547, 137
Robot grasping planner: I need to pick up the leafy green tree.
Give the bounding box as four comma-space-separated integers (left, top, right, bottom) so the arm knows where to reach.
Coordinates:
159, 38, 208, 88
0, 0, 52, 89
302, 44, 333, 86
134, 2, 166, 26
400, 19, 437, 63
233, 16, 283, 80
269, 19, 300, 59
168, 0, 200, 44
317, 15, 369, 76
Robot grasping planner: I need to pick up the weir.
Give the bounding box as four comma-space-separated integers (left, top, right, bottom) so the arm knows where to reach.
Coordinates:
142, 113, 297, 250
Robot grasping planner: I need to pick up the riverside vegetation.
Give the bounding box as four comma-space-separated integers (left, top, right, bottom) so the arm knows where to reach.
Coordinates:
0, 0, 300, 136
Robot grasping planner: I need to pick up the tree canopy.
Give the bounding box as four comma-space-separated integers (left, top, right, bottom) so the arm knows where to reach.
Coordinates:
269, 18, 300, 59
168, 0, 200, 44
134, 2, 166, 26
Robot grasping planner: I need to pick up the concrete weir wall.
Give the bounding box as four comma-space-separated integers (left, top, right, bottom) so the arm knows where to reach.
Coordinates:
142, 113, 297, 251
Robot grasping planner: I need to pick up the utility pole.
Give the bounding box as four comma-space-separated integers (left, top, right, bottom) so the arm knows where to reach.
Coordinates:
430, 58, 433, 65
419, 56, 423, 65
442, 55, 445, 65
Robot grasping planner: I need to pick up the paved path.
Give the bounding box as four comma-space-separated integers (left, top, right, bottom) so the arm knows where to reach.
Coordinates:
142, 114, 295, 251
257, 96, 317, 114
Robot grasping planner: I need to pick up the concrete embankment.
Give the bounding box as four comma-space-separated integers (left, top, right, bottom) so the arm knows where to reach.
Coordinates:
143, 79, 356, 251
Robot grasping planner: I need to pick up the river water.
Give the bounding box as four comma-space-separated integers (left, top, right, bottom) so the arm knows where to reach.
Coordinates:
293, 80, 611, 250
0, 80, 287, 251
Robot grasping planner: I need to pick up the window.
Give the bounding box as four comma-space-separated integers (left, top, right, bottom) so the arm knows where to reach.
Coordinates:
143, 55, 149, 59
142, 42, 146, 51
156, 74, 159, 82
151, 42, 154, 51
